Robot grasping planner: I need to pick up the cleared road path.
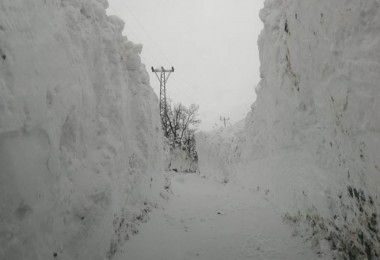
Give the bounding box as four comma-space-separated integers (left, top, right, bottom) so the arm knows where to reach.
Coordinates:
115, 173, 318, 260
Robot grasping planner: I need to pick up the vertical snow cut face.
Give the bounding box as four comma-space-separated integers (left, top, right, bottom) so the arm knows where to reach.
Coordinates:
243, 0, 380, 258
0, 0, 165, 259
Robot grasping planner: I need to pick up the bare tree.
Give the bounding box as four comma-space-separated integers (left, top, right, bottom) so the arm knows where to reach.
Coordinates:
166, 102, 201, 148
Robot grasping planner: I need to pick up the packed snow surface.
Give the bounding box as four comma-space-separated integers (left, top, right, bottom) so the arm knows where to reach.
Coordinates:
114, 172, 318, 260
0, 0, 166, 259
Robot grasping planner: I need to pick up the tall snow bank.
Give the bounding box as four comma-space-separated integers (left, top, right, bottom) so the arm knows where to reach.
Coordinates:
0, 0, 165, 259
197, 0, 380, 258
243, 0, 380, 258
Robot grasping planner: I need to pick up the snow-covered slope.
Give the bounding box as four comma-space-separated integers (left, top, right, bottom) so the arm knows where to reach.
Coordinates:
0, 1, 166, 259
198, 0, 380, 258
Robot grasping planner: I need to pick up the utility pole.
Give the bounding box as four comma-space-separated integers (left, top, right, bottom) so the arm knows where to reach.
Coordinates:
151, 66, 174, 136
220, 116, 230, 128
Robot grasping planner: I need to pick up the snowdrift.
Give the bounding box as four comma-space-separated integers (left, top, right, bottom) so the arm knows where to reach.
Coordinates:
165, 147, 198, 173
0, 0, 166, 259
198, 0, 380, 258
196, 120, 245, 183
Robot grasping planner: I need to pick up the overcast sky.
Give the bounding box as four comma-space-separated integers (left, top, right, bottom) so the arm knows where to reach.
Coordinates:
107, 0, 264, 131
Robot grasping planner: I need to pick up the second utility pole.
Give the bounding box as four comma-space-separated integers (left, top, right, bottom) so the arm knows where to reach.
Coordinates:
151, 66, 174, 136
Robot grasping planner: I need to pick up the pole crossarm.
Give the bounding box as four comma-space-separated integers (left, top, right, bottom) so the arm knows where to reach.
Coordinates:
151, 66, 174, 73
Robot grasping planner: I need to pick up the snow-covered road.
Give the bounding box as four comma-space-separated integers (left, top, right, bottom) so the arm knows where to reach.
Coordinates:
115, 173, 318, 260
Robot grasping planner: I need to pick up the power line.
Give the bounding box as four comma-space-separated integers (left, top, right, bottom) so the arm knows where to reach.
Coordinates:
122, 22, 163, 66
119, 2, 173, 66
109, 4, 164, 67
110, 1, 196, 101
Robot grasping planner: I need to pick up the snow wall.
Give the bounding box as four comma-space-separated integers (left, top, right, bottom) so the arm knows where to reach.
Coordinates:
0, 0, 166, 259
198, 0, 380, 258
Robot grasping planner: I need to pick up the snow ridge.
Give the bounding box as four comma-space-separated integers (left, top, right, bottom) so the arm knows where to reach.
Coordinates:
0, 0, 165, 259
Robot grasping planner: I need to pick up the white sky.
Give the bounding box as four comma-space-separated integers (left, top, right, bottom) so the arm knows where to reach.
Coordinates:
107, 0, 264, 131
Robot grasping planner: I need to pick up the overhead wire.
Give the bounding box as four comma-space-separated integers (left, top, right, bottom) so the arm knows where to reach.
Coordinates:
109, 1, 196, 101
123, 21, 162, 66
109, 4, 166, 68
119, 1, 173, 66
115, 1, 196, 95
108, 5, 165, 97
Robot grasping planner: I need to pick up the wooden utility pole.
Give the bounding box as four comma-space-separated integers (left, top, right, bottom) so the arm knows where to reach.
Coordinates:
220, 116, 230, 127
151, 66, 174, 135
